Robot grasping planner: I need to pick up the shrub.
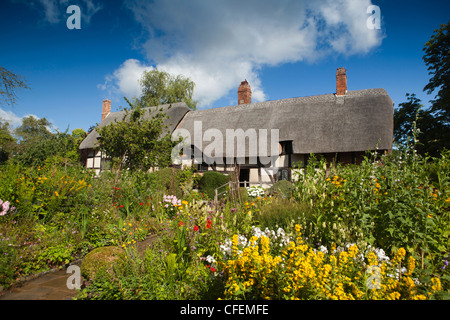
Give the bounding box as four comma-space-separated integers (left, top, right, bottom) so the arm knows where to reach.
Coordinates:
220, 225, 443, 300
238, 187, 248, 203
80, 246, 125, 280
254, 197, 306, 230
267, 180, 294, 198
198, 171, 230, 199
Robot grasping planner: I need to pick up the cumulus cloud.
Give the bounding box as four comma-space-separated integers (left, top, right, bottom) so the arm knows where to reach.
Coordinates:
0, 108, 24, 128
98, 59, 154, 101
102, 0, 384, 108
0, 108, 51, 131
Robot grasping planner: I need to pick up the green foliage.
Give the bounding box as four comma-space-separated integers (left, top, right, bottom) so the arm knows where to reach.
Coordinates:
267, 180, 294, 198
11, 116, 86, 167
96, 99, 175, 171
2, 144, 448, 299
137, 69, 197, 110
0, 239, 20, 289
0, 120, 16, 164
198, 171, 230, 199
293, 150, 449, 261
254, 197, 306, 230
0, 162, 94, 222
80, 246, 125, 280
423, 19, 450, 124
394, 93, 448, 156
238, 187, 248, 203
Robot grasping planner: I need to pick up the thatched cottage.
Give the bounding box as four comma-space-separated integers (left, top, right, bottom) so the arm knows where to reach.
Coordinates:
79, 68, 394, 186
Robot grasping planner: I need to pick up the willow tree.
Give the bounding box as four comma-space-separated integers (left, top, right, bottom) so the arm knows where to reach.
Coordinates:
137, 69, 197, 110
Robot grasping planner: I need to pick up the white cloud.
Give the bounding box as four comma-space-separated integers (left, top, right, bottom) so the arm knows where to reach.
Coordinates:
98, 59, 153, 102
0, 108, 58, 132
102, 0, 384, 108
0, 108, 24, 128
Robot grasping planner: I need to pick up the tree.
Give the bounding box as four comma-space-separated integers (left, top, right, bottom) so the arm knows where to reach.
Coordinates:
137, 69, 197, 110
14, 116, 52, 142
423, 20, 450, 124
0, 67, 30, 106
0, 119, 16, 164
96, 98, 176, 172
394, 93, 448, 156
12, 116, 85, 167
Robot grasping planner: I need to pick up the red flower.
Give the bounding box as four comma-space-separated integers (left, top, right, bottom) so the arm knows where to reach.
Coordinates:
178, 221, 184, 227
193, 225, 199, 232
119, 205, 124, 208
139, 202, 144, 206
210, 267, 216, 272
113, 187, 121, 190
205, 264, 210, 268
206, 219, 212, 229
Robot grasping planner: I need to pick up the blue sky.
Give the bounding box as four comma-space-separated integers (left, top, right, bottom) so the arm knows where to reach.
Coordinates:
0, 0, 449, 133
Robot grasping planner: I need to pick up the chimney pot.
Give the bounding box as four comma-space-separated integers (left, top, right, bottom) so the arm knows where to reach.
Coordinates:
102, 99, 111, 121
336, 68, 347, 96
238, 80, 252, 105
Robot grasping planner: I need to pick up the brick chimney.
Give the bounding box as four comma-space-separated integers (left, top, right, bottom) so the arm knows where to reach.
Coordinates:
101, 99, 111, 121
336, 68, 347, 96
238, 80, 252, 105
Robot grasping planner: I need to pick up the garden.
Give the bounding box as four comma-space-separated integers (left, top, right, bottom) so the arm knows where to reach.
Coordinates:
0, 148, 449, 300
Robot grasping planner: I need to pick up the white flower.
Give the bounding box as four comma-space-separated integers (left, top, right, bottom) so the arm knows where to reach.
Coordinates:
319, 245, 328, 254
206, 255, 216, 264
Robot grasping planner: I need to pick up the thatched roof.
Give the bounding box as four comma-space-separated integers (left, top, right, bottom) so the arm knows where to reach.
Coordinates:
80, 88, 393, 157
175, 88, 393, 157
79, 102, 191, 150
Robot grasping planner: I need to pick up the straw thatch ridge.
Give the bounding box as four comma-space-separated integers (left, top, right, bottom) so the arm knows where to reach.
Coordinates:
79, 102, 191, 150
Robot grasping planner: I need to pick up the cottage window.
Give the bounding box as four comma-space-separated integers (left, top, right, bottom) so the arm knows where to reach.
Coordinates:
277, 169, 289, 181
279, 141, 293, 155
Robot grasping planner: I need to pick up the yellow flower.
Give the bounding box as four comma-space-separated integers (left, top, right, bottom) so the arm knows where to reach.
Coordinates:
431, 277, 441, 292
54, 191, 59, 197
182, 200, 189, 205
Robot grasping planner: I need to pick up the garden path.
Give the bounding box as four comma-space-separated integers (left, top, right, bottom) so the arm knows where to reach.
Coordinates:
0, 234, 159, 300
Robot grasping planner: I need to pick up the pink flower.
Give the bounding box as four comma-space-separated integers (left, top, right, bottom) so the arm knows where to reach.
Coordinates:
0, 201, 9, 216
